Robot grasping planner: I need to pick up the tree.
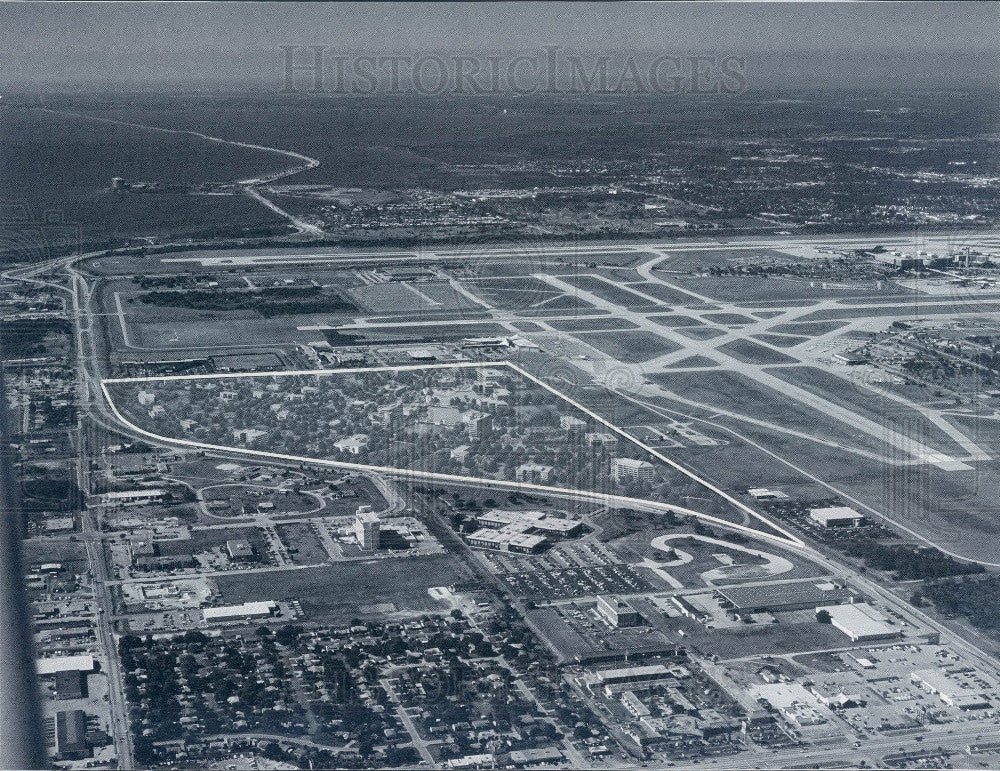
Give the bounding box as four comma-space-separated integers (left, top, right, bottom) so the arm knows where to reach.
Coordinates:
816, 609, 832, 624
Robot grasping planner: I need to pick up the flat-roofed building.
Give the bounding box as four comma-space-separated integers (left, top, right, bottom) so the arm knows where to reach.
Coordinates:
911, 669, 992, 710
717, 581, 853, 613
586, 432, 619, 451
226, 538, 255, 560
203, 601, 277, 623
56, 709, 88, 760
809, 505, 866, 528
54, 670, 86, 700
596, 595, 642, 627
36, 655, 96, 676
747, 488, 788, 501
595, 663, 672, 687
509, 747, 564, 767
818, 602, 901, 642
467, 527, 547, 554
477, 509, 583, 538
97, 488, 168, 508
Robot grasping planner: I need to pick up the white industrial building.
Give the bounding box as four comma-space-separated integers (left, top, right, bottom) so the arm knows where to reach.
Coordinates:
809, 505, 865, 528
97, 489, 169, 508
817, 602, 901, 642
202, 601, 277, 623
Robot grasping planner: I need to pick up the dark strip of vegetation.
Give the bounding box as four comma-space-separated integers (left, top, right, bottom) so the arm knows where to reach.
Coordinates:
845, 540, 985, 580
139, 287, 357, 316
0, 319, 72, 358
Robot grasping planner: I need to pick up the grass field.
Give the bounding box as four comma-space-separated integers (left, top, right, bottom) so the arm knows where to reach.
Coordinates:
276, 523, 329, 565
702, 312, 757, 326
626, 281, 704, 305
751, 333, 811, 348
649, 314, 705, 328
325, 322, 508, 346
574, 330, 680, 362
663, 355, 718, 368
798, 302, 1000, 322
648, 370, 890, 452
132, 317, 317, 349
157, 526, 267, 557
213, 554, 470, 622
768, 365, 967, 456
465, 277, 562, 309
350, 281, 481, 313
670, 274, 906, 303
769, 320, 848, 336
547, 317, 640, 332
676, 326, 726, 340
716, 339, 798, 365
561, 274, 663, 308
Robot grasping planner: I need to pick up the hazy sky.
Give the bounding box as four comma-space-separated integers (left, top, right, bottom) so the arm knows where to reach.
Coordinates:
2, 1, 997, 90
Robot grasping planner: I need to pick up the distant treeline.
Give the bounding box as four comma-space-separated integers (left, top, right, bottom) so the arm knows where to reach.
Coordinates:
846, 540, 985, 580
139, 287, 357, 317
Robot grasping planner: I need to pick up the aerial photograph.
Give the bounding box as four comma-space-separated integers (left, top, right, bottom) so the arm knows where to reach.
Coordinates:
1, 1, 1000, 769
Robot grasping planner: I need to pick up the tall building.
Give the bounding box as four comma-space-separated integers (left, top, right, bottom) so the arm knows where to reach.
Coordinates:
354, 506, 380, 550
612, 457, 655, 484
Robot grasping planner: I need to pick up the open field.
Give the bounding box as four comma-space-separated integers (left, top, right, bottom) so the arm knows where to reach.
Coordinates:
751, 333, 811, 348
324, 322, 508, 346
669, 275, 908, 303
647, 370, 892, 455
560, 274, 663, 309
701, 312, 757, 326
349, 281, 481, 313
768, 366, 968, 457
649, 314, 706, 328
716, 339, 798, 365
547, 317, 641, 332
213, 554, 470, 622
573, 330, 680, 362
798, 302, 1000, 322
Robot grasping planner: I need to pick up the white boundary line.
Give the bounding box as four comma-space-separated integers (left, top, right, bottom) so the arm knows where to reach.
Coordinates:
100, 361, 803, 547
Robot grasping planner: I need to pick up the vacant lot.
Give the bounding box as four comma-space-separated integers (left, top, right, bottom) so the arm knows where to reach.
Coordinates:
276, 523, 329, 566
214, 554, 469, 622
575, 330, 680, 362
157, 526, 267, 557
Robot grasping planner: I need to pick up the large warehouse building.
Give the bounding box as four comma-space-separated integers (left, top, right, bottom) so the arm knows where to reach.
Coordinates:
817, 602, 902, 642
716, 581, 854, 614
